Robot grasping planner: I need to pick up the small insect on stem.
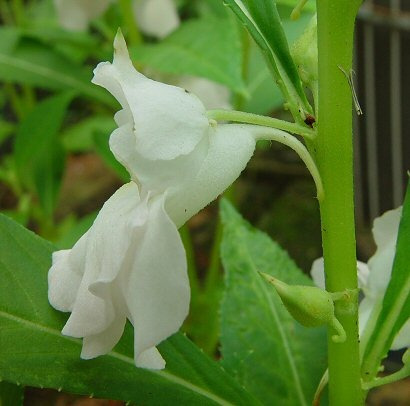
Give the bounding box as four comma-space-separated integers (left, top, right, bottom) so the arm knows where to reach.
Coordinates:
338, 65, 363, 116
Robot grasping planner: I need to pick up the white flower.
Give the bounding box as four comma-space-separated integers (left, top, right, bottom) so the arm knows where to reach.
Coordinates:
310, 207, 409, 351
48, 31, 257, 369
54, 0, 179, 39
54, 0, 113, 31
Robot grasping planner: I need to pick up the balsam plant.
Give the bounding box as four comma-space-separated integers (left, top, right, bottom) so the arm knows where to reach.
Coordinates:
0, 1, 409, 405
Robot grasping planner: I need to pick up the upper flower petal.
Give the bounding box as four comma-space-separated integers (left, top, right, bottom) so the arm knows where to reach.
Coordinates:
109, 120, 209, 194
92, 31, 210, 161
133, 0, 180, 39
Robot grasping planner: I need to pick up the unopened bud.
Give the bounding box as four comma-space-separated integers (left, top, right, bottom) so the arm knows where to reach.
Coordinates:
260, 273, 346, 343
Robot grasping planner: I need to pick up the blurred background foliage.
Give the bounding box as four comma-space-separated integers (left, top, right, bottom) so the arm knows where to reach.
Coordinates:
2, 0, 405, 404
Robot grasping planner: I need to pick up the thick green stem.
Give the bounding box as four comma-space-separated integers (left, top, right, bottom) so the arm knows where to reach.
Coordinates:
315, 1, 363, 405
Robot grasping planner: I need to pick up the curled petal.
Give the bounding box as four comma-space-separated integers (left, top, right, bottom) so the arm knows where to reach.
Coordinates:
133, 0, 180, 39
92, 31, 209, 161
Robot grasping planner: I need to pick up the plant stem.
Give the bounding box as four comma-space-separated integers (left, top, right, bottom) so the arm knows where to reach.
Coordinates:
315, 1, 363, 405
207, 110, 315, 140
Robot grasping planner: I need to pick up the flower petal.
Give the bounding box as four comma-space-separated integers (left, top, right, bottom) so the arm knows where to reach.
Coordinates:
310, 258, 325, 289
135, 346, 166, 370
58, 183, 144, 339
54, 0, 111, 31
367, 207, 402, 297
391, 319, 410, 350
109, 122, 208, 192
81, 314, 126, 359
165, 124, 256, 227
92, 31, 209, 161
48, 233, 89, 312
177, 76, 232, 110
119, 194, 189, 363
133, 0, 180, 39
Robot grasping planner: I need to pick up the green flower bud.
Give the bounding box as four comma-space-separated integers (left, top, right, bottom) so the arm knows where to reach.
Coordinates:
260, 273, 346, 343
291, 15, 318, 88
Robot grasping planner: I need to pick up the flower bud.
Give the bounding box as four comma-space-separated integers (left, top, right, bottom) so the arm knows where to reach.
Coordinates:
260, 273, 346, 343
291, 16, 318, 88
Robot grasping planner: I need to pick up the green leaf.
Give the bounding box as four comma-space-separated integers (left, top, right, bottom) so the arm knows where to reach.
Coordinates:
0, 382, 24, 406
362, 179, 410, 374
220, 199, 327, 406
224, 0, 312, 120
62, 115, 116, 153
0, 214, 259, 406
0, 30, 113, 106
14, 93, 73, 216
131, 16, 245, 93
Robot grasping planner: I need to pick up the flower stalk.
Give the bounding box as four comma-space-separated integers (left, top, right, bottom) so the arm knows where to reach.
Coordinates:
315, 0, 363, 404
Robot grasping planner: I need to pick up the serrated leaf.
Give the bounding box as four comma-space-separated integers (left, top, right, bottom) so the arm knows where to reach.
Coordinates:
0, 29, 112, 106
220, 199, 326, 406
362, 179, 410, 374
224, 0, 312, 120
0, 214, 259, 406
14, 92, 73, 216
0, 381, 24, 406
130, 16, 245, 93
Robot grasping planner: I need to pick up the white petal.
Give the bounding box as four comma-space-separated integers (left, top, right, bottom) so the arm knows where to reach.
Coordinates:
177, 76, 232, 110
120, 195, 189, 361
367, 207, 402, 297
357, 261, 370, 290
81, 314, 126, 359
133, 0, 180, 39
92, 31, 209, 161
54, 0, 111, 31
358, 296, 375, 335
48, 232, 89, 312
310, 258, 325, 289
391, 319, 410, 350
136, 346, 166, 369
165, 124, 256, 227
109, 122, 208, 192
60, 183, 144, 339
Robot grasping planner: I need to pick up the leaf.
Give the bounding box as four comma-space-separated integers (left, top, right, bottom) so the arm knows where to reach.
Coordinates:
362, 179, 410, 372
0, 29, 113, 106
224, 0, 312, 119
14, 93, 73, 216
130, 16, 246, 93
220, 199, 327, 406
0, 214, 259, 406
62, 115, 116, 152
0, 381, 24, 406
244, 12, 313, 115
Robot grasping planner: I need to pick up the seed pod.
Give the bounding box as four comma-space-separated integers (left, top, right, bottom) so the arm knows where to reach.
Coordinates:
260, 273, 346, 342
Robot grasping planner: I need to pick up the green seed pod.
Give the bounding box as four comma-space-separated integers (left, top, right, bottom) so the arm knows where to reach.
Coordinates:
291, 15, 318, 88
260, 273, 346, 343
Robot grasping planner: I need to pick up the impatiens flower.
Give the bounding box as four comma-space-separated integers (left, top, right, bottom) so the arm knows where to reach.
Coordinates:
54, 0, 179, 39
48, 31, 257, 369
310, 207, 410, 351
